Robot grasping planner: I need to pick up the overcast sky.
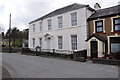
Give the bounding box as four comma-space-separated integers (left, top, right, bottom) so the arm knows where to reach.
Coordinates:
0, 0, 120, 32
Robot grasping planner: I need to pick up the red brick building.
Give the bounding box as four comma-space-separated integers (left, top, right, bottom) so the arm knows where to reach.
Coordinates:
86, 5, 120, 59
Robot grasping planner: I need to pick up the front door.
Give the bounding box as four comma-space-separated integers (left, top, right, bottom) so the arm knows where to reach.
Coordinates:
90, 41, 98, 59
46, 38, 51, 50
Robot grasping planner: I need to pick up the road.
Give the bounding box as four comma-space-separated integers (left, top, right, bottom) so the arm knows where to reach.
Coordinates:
2, 53, 118, 78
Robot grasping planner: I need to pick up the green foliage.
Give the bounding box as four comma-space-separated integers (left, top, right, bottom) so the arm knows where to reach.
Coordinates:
5, 27, 29, 47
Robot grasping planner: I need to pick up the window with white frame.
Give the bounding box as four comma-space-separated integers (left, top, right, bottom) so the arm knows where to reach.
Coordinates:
33, 24, 35, 32
47, 19, 51, 30
58, 16, 63, 28
39, 38, 42, 47
33, 38, 35, 48
71, 35, 77, 50
113, 18, 120, 31
71, 12, 77, 26
58, 36, 63, 49
95, 20, 103, 33
39, 22, 42, 31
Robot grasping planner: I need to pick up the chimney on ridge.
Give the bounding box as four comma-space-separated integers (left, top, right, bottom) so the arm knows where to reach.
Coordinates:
118, 1, 120, 5
94, 3, 101, 10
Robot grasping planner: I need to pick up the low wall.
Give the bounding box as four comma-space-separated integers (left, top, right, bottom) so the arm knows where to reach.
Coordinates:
2, 47, 22, 53
73, 50, 87, 61
21, 48, 73, 59
93, 58, 120, 65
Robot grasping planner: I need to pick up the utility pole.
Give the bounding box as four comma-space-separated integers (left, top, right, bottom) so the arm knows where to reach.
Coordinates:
9, 13, 11, 53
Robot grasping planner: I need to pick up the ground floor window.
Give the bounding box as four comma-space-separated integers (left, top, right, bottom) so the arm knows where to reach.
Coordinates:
33, 38, 35, 48
71, 35, 77, 50
58, 36, 63, 49
39, 38, 42, 48
110, 37, 120, 54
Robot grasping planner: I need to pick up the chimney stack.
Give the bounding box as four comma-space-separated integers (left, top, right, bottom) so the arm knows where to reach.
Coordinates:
118, 1, 120, 5
94, 3, 101, 10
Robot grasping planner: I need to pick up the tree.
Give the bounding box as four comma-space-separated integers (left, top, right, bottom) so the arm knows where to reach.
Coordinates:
1, 32, 5, 39
11, 27, 20, 46
5, 27, 20, 47
5, 27, 29, 47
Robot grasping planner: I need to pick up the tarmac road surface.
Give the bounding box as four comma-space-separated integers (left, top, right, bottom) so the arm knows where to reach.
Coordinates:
2, 53, 118, 78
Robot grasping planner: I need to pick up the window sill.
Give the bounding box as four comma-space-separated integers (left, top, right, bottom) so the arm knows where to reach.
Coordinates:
96, 32, 105, 34
111, 31, 120, 33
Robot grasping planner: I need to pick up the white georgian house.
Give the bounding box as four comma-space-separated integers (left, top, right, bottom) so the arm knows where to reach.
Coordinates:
29, 3, 94, 53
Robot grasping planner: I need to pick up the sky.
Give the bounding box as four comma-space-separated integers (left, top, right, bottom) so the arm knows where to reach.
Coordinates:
0, 0, 120, 33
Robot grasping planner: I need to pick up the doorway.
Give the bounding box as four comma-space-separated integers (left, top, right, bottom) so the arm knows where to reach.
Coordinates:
90, 41, 98, 59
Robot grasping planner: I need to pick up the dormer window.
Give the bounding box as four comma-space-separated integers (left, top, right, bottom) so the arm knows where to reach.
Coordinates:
113, 18, 120, 31
95, 20, 103, 33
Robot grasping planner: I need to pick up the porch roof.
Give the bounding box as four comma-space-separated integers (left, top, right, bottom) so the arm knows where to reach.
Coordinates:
86, 34, 106, 42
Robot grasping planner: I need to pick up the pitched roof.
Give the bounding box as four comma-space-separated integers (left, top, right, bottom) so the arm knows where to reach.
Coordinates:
86, 34, 106, 42
88, 5, 120, 20
29, 3, 94, 24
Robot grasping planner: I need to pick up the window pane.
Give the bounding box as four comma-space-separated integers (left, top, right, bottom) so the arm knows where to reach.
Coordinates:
58, 16, 63, 28
97, 22, 102, 26
39, 38, 42, 47
33, 24, 35, 32
95, 20, 103, 32
71, 35, 77, 50
58, 36, 63, 49
33, 38, 35, 48
111, 43, 120, 53
71, 12, 77, 26
115, 19, 120, 24
97, 27, 103, 32
48, 19, 51, 30
115, 25, 120, 31
39, 22, 42, 31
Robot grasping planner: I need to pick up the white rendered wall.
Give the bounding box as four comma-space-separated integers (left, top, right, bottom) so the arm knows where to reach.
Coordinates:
29, 7, 93, 52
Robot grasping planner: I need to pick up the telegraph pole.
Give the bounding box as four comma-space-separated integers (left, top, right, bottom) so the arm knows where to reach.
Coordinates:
9, 13, 11, 53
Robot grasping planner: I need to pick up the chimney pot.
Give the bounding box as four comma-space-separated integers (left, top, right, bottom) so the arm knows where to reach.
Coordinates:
94, 3, 101, 10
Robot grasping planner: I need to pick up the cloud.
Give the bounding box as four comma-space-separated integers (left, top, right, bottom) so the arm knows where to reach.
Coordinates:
0, 0, 119, 32
0, 0, 51, 32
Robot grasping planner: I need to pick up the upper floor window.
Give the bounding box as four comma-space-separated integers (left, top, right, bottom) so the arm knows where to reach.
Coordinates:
71, 35, 77, 50
95, 20, 103, 33
32, 38, 35, 48
39, 22, 42, 31
113, 18, 120, 31
33, 24, 35, 32
58, 16, 63, 28
58, 36, 63, 49
71, 12, 77, 26
39, 38, 42, 47
47, 19, 51, 30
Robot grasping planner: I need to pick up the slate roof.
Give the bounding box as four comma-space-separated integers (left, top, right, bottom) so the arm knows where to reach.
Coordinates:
88, 5, 120, 20
86, 34, 106, 42
29, 3, 94, 24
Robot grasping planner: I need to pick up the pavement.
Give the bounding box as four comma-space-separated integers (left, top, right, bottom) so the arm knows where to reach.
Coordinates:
2, 66, 12, 78
2, 53, 119, 78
